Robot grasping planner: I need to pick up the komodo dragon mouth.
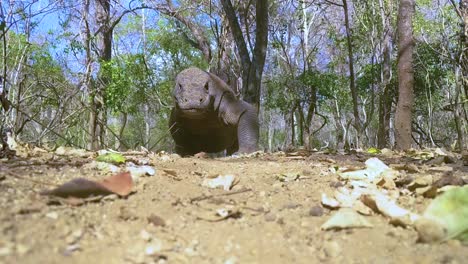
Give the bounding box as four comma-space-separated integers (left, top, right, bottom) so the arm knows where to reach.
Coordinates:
177, 108, 209, 118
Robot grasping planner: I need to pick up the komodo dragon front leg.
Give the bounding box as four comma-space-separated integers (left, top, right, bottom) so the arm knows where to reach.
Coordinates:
217, 93, 259, 155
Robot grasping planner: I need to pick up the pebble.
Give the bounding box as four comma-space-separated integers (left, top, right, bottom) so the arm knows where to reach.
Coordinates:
145, 241, 162, 255
309, 205, 324, 217
140, 230, 152, 242
0, 246, 12, 256
66, 229, 83, 244
16, 244, 29, 255
323, 241, 341, 258
46, 212, 58, 220
446, 239, 462, 248
282, 202, 301, 210
147, 214, 166, 227
264, 212, 276, 222
224, 256, 238, 264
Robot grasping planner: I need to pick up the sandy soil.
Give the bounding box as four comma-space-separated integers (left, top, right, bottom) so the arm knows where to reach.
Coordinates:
1, 151, 467, 264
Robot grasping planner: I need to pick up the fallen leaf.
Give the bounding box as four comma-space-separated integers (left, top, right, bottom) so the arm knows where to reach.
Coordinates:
433, 174, 465, 188
338, 157, 396, 182
353, 200, 373, 215
277, 172, 300, 182
55, 146, 89, 157
126, 165, 156, 181
361, 192, 420, 227
367, 147, 381, 154
84, 161, 120, 173
321, 208, 373, 230
202, 175, 238, 191
41, 172, 133, 198
96, 153, 126, 164
376, 177, 397, 190
408, 175, 433, 191
428, 166, 453, 173
392, 163, 419, 173
416, 185, 438, 198
321, 193, 340, 209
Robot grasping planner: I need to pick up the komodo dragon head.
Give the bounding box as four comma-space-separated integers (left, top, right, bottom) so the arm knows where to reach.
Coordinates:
173, 67, 233, 118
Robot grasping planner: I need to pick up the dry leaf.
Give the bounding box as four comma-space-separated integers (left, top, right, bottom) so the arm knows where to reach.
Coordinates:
41, 172, 133, 198
202, 175, 238, 191
361, 192, 420, 226
321, 193, 340, 209
321, 208, 373, 230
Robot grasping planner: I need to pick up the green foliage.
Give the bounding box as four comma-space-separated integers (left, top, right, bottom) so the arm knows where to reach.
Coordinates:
413, 42, 448, 113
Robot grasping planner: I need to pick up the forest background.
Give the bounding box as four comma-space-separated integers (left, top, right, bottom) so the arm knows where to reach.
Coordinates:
0, 0, 467, 153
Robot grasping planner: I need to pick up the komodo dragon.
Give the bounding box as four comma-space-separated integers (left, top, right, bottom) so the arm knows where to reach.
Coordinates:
169, 67, 259, 156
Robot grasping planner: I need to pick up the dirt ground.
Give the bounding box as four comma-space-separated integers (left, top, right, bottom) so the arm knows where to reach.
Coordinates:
1, 150, 467, 264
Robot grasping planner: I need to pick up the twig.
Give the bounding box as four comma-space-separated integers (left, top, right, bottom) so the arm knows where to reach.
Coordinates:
190, 187, 252, 203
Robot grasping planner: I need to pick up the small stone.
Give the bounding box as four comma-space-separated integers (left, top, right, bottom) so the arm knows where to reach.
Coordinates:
147, 214, 166, 227
224, 256, 238, 264
282, 202, 301, 210
330, 181, 344, 188
0, 246, 12, 256
63, 244, 80, 256
46, 212, 58, 220
66, 229, 83, 244
446, 239, 462, 248
140, 230, 152, 241
428, 156, 445, 166
444, 155, 457, 164
323, 241, 341, 258
309, 206, 324, 217
119, 206, 138, 221
184, 247, 197, 256
264, 213, 276, 222
16, 244, 29, 255
414, 217, 446, 243
145, 242, 162, 255
276, 217, 285, 225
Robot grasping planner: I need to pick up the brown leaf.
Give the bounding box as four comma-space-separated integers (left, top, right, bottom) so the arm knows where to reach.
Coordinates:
41, 172, 133, 198
98, 172, 133, 196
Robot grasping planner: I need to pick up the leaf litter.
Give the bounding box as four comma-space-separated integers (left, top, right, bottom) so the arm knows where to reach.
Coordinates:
1, 145, 468, 263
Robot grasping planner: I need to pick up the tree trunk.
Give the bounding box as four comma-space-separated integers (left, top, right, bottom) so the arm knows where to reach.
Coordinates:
94, 0, 113, 149
461, 0, 468, 99
342, 0, 361, 145
377, 0, 393, 148
220, 0, 268, 109
394, 0, 415, 150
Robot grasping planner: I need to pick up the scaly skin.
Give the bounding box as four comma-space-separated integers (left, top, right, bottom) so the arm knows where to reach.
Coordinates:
169, 67, 259, 156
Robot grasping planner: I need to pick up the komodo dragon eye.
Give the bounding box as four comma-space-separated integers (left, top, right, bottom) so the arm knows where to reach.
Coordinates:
178, 83, 182, 90
204, 82, 209, 91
